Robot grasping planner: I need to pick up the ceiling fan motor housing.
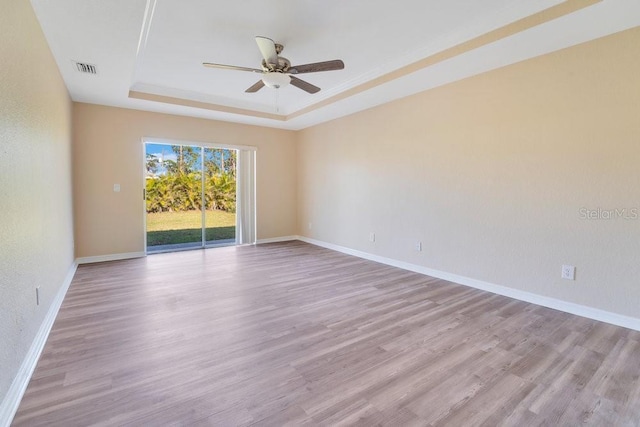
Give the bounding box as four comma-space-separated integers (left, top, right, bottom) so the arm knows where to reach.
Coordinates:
262, 57, 291, 72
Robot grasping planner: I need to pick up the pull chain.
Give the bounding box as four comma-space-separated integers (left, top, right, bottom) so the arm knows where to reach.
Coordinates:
275, 88, 280, 114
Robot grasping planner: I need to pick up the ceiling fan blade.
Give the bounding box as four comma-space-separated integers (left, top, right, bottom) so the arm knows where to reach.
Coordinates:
255, 36, 278, 66
203, 62, 263, 73
245, 80, 265, 93
290, 76, 320, 94
289, 59, 344, 74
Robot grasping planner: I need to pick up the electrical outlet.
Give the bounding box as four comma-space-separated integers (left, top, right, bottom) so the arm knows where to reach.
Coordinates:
414, 241, 422, 252
369, 232, 375, 243
308, 222, 312, 230
113, 184, 121, 192
561, 265, 576, 280
36, 287, 40, 305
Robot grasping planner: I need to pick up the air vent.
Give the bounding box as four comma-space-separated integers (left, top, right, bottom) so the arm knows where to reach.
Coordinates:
75, 61, 97, 75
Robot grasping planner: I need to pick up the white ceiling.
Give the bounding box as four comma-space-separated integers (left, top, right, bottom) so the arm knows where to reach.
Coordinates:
31, 0, 640, 130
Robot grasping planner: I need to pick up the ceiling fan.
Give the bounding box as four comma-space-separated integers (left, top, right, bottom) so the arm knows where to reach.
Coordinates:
203, 36, 344, 94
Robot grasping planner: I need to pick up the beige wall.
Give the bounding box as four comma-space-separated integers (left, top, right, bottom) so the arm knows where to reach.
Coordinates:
0, 0, 74, 400
72, 104, 297, 257
297, 27, 640, 319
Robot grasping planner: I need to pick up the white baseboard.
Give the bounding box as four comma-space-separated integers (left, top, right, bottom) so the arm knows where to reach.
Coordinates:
297, 236, 640, 332
256, 235, 299, 244
0, 262, 78, 427
76, 251, 145, 264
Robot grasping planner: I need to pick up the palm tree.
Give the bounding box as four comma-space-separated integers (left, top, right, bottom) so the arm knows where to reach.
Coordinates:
205, 173, 236, 212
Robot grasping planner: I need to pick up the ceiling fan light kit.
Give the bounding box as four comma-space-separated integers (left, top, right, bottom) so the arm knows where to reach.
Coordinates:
262, 72, 291, 89
203, 36, 344, 94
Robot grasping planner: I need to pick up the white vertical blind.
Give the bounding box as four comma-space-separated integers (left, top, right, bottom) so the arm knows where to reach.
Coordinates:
236, 149, 256, 244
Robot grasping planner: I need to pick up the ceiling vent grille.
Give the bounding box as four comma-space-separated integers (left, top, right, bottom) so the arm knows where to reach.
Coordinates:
75, 62, 97, 74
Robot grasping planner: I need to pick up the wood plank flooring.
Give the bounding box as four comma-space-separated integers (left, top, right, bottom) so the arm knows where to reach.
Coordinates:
12, 241, 640, 426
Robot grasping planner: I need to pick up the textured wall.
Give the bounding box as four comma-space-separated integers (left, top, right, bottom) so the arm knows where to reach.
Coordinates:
0, 0, 74, 401
297, 27, 640, 319
72, 103, 297, 257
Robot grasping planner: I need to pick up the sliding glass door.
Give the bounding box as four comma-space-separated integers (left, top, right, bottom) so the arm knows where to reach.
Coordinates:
145, 142, 238, 253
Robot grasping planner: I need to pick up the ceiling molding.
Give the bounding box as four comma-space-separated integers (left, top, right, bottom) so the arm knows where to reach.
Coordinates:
128, 90, 285, 121
31, 0, 639, 130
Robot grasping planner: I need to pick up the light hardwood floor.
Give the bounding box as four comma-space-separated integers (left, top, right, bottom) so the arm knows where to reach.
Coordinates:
13, 241, 640, 426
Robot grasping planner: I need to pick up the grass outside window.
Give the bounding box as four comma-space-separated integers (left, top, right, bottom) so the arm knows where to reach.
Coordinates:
146, 210, 236, 246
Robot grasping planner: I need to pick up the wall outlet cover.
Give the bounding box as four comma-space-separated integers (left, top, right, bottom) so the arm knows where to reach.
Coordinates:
562, 265, 576, 280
